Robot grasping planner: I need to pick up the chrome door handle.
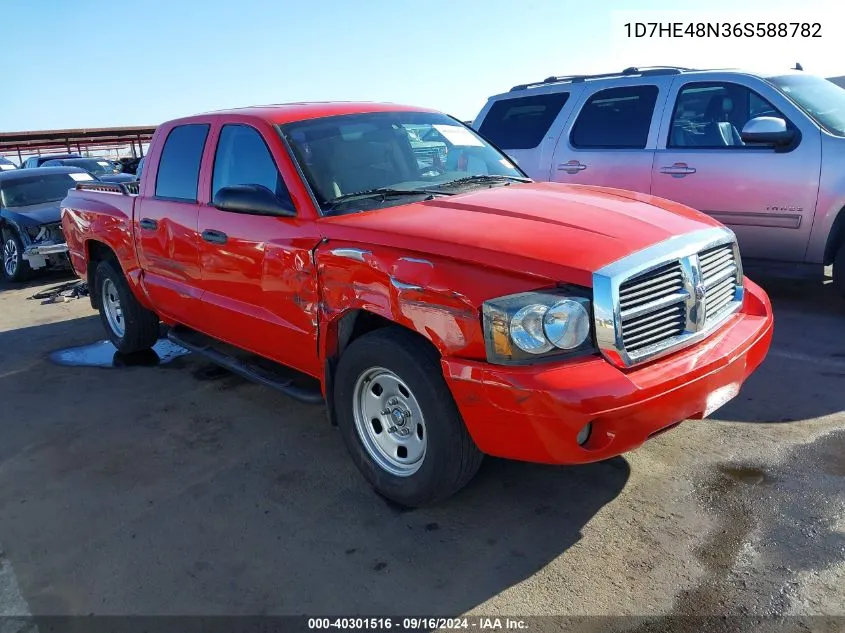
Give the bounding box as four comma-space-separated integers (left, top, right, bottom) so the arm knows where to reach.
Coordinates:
660, 163, 697, 176
557, 160, 587, 174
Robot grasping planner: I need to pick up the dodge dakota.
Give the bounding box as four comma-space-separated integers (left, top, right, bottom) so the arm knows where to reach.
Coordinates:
61, 102, 774, 506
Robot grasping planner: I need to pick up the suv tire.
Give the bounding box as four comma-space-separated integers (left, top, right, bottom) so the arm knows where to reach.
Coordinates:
2, 230, 32, 282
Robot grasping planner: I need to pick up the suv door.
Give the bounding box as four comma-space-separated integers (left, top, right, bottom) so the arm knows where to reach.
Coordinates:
650, 75, 821, 262
474, 87, 584, 180
550, 82, 666, 193
134, 122, 209, 326
196, 121, 322, 378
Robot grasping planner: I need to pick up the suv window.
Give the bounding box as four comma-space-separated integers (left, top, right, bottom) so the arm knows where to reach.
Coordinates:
570, 86, 658, 149
211, 124, 288, 203
669, 82, 785, 148
478, 92, 570, 150
154, 124, 209, 201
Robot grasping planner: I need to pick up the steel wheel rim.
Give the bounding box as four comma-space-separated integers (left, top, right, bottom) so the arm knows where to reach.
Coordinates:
352, 366, 427, 477
101, 278, 125, 338
4, 239, 18, 276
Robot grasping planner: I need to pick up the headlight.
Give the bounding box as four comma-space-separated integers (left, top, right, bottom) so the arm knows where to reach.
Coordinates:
482, 288, 596, 365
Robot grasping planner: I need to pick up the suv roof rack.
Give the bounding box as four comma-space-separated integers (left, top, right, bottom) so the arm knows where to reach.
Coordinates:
509, 66, 695, 92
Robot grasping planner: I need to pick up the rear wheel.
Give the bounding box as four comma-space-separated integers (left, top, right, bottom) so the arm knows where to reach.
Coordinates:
94, 259, 159, 353
333, 327, 483, 507
2, 230, 32, 282
834, 243, 845, 300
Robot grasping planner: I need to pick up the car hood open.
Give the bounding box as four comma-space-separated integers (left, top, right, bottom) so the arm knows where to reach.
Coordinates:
322, 182, 724, 285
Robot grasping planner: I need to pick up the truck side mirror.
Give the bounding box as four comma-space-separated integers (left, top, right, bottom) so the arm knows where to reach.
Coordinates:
212, 184, 296, 217
740, 116, 795, 147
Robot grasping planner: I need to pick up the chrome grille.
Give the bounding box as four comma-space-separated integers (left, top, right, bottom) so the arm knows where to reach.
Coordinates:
699, 244, 739, 321
593, 227, 744, 368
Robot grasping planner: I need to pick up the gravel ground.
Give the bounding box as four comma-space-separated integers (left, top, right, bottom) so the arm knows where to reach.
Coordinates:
0, 270, 842, 630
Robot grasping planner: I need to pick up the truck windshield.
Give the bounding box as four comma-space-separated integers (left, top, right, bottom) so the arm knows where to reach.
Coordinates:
0, 173, 88, 208
768, 74, 845, 137
278, 111, 527, 214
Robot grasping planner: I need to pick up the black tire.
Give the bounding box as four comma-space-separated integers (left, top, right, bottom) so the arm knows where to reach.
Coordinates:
2, 230, 32, 282
93, 259, 160, 353
333, 327, 483, 507
834, 243, 845, 300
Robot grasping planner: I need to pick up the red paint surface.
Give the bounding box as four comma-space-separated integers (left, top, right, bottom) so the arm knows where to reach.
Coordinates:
61, 102, 774, 465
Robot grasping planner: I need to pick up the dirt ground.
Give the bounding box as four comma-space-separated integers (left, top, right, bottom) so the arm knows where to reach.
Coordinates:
0, 270, 842, 627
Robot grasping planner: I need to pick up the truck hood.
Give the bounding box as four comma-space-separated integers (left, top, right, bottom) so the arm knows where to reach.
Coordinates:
322, 182, 723, 284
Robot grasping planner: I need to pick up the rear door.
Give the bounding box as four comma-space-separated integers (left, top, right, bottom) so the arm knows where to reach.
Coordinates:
134, 122, 209, 326
474, 87, 584, 180
550, 81, 669, 193
650, 75, 821, 261
196, 120, 322, 378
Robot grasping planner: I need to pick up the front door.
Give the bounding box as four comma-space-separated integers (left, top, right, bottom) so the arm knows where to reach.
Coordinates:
650, 77, 821, 262
196, 122, 322, 378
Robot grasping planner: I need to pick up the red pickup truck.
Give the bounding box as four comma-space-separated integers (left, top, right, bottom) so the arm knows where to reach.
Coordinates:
61, 102, 774, 506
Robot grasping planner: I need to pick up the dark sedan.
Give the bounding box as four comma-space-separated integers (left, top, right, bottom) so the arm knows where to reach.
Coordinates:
0, 167, 95, 281
40, 157, 138, 183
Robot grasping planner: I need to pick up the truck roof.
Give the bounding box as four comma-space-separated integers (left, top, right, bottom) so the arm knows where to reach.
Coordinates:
182, 102, 440, 126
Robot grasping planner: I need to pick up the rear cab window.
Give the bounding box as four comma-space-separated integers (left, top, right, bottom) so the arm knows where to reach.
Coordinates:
570, 85, 659, 149
478, 92, 571, 149
154, 124, 210, 201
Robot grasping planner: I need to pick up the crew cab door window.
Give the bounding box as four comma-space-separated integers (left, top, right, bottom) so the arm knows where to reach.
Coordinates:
211, 124, 291, 205
652, 80, 819, 262
551, 85, 659, 194
154, 124, 209, 201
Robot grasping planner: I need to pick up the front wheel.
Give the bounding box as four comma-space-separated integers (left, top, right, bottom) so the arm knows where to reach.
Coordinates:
333, 327, 483, 507
94, 259, 160, 353
2, 231, 32, 282
834, 243, 845, 300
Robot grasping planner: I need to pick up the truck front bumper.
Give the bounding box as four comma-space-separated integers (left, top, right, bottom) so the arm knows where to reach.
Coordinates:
442, 279, 773, 465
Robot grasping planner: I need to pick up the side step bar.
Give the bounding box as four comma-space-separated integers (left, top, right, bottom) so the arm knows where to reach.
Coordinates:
167, 327, 324, 405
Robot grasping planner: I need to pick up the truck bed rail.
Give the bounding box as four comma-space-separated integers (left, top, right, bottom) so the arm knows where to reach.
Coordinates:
75, 181, 139, 195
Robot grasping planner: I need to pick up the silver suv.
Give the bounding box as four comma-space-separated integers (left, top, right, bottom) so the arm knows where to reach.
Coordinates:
472, 66, 845, 297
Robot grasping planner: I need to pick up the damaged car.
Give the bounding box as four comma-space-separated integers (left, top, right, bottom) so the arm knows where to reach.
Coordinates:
0, 166, 94, 281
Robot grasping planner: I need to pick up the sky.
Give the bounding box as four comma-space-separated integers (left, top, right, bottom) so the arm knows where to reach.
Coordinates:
1, 0, 839, 132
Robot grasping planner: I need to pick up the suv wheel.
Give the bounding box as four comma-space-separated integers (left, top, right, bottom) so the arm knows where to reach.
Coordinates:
94, 259, 160, 353
333, 327, 483, 507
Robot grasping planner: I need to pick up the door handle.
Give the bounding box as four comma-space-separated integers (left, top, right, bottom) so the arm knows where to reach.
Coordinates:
660, 162, 697, 177
557, 160, 587, 174
139, 218, 157, 230
202, 229, 228, 245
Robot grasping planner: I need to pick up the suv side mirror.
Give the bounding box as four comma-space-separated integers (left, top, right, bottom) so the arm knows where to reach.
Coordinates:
212, 184, 296, 217
740, 116, 795, 147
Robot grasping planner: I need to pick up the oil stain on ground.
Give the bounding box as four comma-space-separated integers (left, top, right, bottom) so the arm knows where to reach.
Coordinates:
627, 431, 845, 633
48, 339, 191, 369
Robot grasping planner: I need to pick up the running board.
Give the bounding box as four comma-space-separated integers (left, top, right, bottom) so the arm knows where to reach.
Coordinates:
166, 327, 324, 405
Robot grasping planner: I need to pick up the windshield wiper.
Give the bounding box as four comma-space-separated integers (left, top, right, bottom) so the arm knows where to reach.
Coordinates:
323, 187, 453, 211
439, 175, 532, 188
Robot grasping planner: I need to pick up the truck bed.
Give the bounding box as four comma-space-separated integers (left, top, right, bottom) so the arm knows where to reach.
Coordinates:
61, 181, 140, 283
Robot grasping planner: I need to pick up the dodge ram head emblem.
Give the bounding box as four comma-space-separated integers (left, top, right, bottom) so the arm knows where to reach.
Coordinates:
694, 282, 707, 300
